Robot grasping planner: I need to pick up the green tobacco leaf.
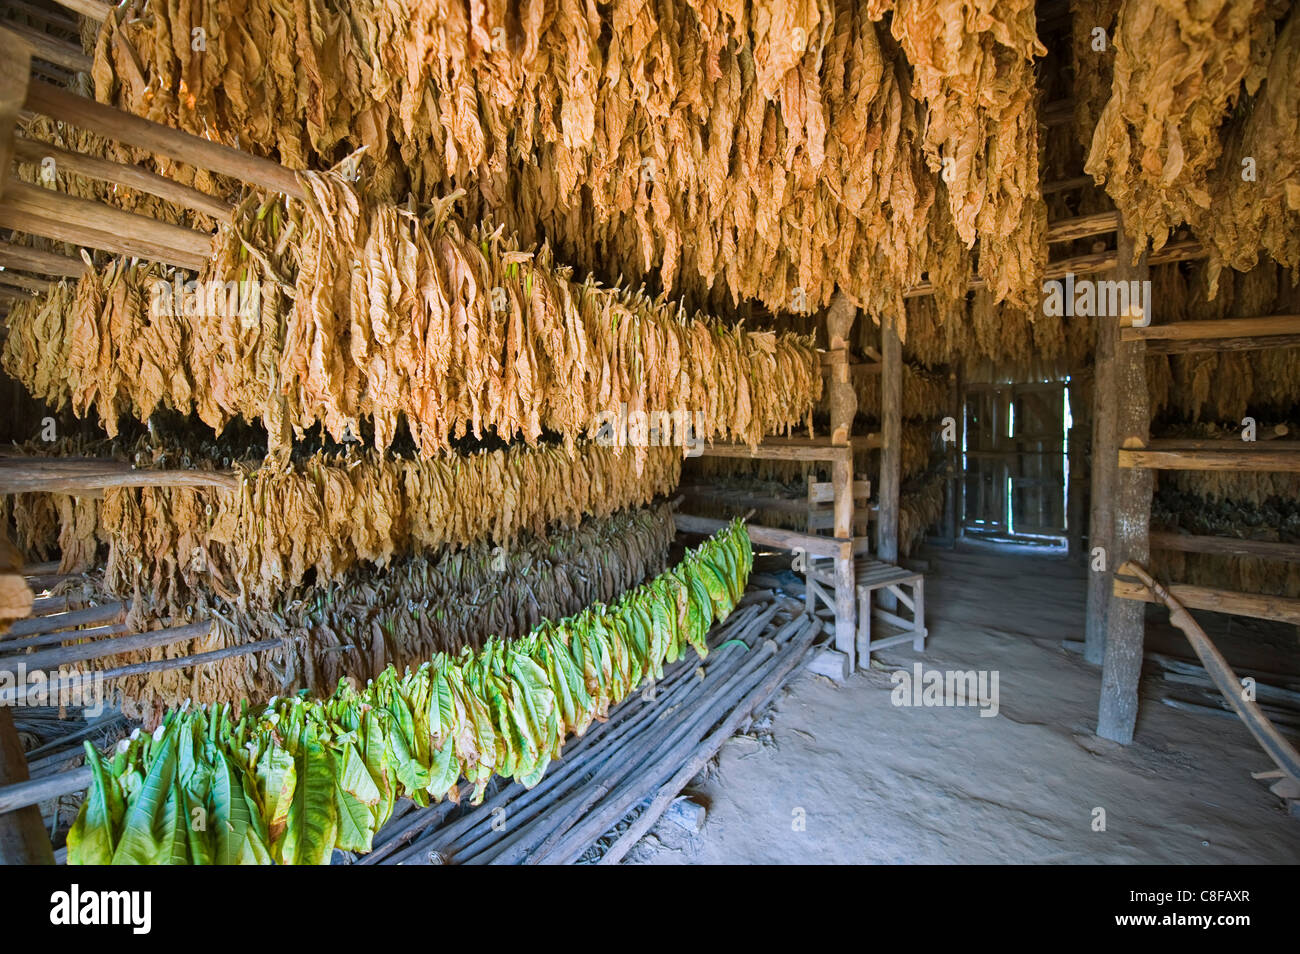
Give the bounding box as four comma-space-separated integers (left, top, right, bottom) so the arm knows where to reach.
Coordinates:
211, 749, 252, 865
280, 733, 338, 865
111, 727, 178, 865
67, 742, 124, 865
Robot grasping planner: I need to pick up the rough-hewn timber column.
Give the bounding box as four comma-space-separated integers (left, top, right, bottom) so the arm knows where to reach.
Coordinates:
826, 292, 858, 666
1084, 315, 1117, 664
877, 312, 902, 567
1097, 220, 1153, 744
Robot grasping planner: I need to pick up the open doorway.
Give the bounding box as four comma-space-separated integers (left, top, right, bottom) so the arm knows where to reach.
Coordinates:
961, 380, 1070, 546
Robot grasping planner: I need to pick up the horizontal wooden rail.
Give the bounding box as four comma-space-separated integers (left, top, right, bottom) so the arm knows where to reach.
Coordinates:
0, 21, 90, 73
0, 457, 239, 494
673, 513, 848, 559
1113, 577, 1300, 626
1046, 211, 1119, 244
1122, 315, 1300, 343
0, 621, 212, 673
4, 602, 125, 638
0, 766, 91, 816
1118, 446, 1300, 472
13, 136, 234, 220
1, 177, 212, 268
0, 240, 85, 279
46, 0, 111, 22
0, 637, 282, 712
698, 437, 855, 463
1149, 531, 1300, 563
24, 80, 307, 200
0, 270, 53, 293
904, 241, 1206, 298
1042, 175, 1095, 195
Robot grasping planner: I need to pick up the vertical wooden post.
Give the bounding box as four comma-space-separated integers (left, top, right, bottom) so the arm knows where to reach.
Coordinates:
0, 29, 34, 200
1084, 314, 1117, 665
826, 293, 858, 667
941, 364, 961, 546
0, 707, 54, 864
1097, 223, 1153, 744
0, 532, 51, 864
877, 312, 902, 569
1066, 380, 1086, 559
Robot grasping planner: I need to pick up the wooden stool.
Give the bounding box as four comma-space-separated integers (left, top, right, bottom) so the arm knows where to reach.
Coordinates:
855, 560, 926, 666
804, 557, 926, 670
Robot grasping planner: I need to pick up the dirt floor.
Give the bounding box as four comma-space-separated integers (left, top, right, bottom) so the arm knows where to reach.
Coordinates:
627, 545, 1300, 864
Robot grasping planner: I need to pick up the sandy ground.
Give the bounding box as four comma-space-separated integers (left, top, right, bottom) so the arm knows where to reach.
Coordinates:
628, 546, 1300, 864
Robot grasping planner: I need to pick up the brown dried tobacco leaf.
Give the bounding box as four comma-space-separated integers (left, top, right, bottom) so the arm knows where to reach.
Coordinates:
91, 1, 984, 321
1086, 0, 1286, 255
99, 442, 682, 612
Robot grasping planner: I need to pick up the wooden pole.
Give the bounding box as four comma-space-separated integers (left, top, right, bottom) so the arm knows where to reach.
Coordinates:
0, 457, 239, 494
1097, 221, 1152, 744
0, 28, 32, 203
1, 178, 213, 269
941, 363, 961, 546
0, 706, 54, 863
0, 22, 91, 74
0, 240, 86, 279
825, 292, 858, 666
1066, 379, 1086, 559
13, 137, 235, 220
45, 0, 112, 21
23, 81, 307, 200
877, 312, 902, 567
1084, 315, 1116, 665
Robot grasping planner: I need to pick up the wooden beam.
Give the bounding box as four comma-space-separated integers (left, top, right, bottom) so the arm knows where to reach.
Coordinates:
1049, 240, 1203, 279
0, 21, 90, 74
1122, 315, 1300, 343
876, 311, 901, 569
13, 136, 235, 220
0, 270, 52, 293
1113, 578, 1300, 627
697, 437, 854, 463
1097, 217, 1152, 746
0, 707, 53, 864
903, 240, 1206, 298
1046, 211, 1119, 244
1041, 98, 1073, 127
1042, 175, 1095, 195
0, 240, 85, 279
2, 177, 212, 265
1119, 448, 1300, 472
1084, 302, 1117, 664
23, 80, 307, 200
0, 28, 32, 204
0, 621, 212, 674
3, 0, 80, 34
1143, 333, 1300, 354
45, 0, 111, 22
1149, 531, 1300, 563
0, 457, 239, 494
673, 513, 846, 560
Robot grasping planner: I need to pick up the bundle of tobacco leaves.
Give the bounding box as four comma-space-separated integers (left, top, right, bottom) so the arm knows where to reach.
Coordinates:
99, 442, 682, 612
67, 521, 752, 865
90, 504, 677, 724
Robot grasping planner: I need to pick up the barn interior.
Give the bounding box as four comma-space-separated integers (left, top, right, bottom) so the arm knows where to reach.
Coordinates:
0, 0, 1298, 866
